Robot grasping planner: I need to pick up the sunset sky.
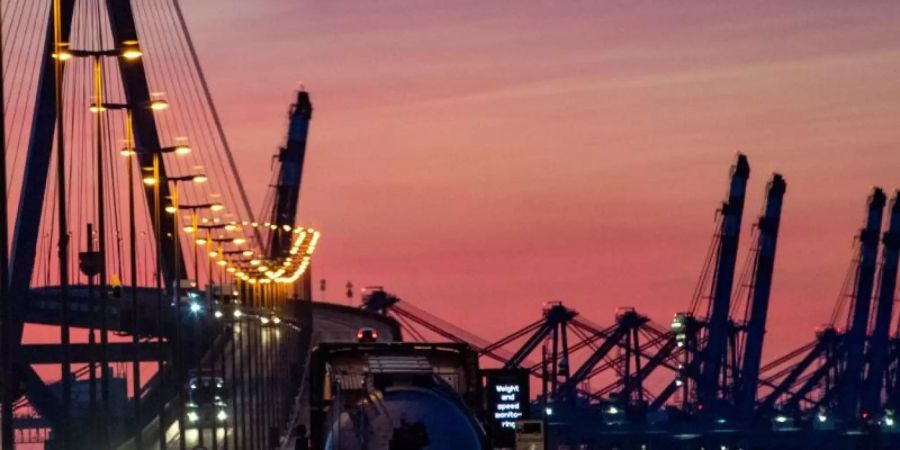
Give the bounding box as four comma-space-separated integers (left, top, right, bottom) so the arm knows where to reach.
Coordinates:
180, 0, 900, 360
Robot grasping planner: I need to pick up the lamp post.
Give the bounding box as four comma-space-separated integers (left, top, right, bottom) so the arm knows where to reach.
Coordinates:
163, 175, 208, 315
183, 205, 226, 305
100, 97, 184, 449
75, 44, 144, 442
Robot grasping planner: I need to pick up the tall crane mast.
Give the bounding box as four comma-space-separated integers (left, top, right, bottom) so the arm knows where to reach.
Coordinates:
267, 90, 313, 259
862, 191, 900, 414
698, 154, 750, 415
839, 188, 886, 420
736, 174, 786, 418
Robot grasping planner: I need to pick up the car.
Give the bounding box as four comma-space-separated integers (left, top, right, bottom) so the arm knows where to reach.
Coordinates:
356, 327, 379, 342
184, 374, 229, 428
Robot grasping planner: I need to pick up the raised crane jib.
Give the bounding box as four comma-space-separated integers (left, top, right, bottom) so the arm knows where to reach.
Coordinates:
697, 153, 750, 414
736, 173, 786, 418
862, 191, 900, 413
267, 90, 313, 259
838, 187, 886, 419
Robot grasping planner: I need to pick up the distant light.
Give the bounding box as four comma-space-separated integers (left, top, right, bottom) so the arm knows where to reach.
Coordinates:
210, 203, 225, 212
545, 407, 553, 416
774, 415, 788, 423
214, 310, 223, 319
242, 250, 253, 257
233, 238, 246, 245
260, 316, 270, 325
217, 410, 228, 422
607, 406, 619, 415
233, 309, 243, 318
120, 148, 136, 157
192, 174, 208, 183
142, 176, 157, 186
165, 205, 177, 214
272, 316, 281, 324
89, 104, 107, 114
189, 302, 202, 314
174, 145, 192, 155
282, 224, 291, 232
885, 417, 895, 427
187, 411, 199, 423
817, 413, 828, 423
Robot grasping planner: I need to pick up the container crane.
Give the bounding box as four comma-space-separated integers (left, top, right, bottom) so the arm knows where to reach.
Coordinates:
736, 174, 786, 418
838, 188, 886, 419
862, 191, 900, 414
697, 154, 750, 415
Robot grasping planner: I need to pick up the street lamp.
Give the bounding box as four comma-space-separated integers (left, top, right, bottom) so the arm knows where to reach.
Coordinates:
53, 40, 145, 62
60, 44, 146, 435
164, 176, 209, 314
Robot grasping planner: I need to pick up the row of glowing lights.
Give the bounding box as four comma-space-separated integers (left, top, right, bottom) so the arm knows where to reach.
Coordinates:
187, 224, 320, 285
53, 40, 321, 285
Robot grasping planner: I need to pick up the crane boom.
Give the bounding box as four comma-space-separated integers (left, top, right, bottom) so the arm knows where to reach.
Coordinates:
839, 188, 886, 419
737, 173, 786, 418
698, 154, 750, 414
266, 90, 313, 259
862, 191, 900, 413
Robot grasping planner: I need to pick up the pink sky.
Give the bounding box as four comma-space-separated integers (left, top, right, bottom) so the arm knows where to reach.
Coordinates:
179, 0, 900, 361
